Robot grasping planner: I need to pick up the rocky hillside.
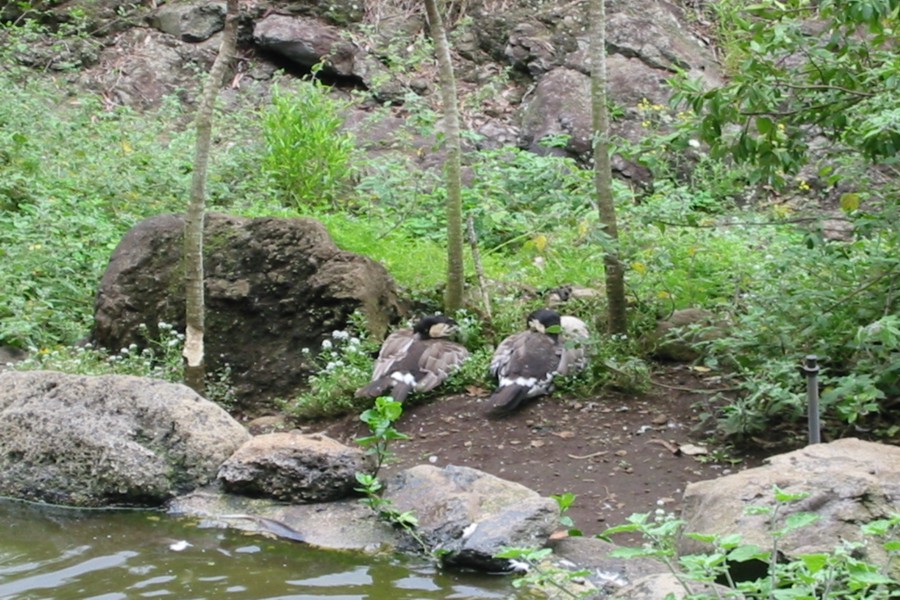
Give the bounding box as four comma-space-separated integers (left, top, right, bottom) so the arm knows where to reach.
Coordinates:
4, 0, 720, 187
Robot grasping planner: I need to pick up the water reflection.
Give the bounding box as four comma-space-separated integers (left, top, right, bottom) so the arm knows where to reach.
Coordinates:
0, 499, 514, 599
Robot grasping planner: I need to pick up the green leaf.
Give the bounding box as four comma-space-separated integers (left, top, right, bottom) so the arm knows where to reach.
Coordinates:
783, 512, 821, 533
839, 192, 861, 213
728, 544, 768, 562
798, 553, 829, 573
773, 485, 811, 503
609, 546, 660, 559
756, 117, 774, 134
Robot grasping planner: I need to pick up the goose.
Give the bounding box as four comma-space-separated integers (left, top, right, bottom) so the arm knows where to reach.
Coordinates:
355, 315, 470, 403
487, 309, 590, 415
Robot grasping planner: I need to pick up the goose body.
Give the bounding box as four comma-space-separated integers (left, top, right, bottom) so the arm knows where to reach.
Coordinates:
487, 310, 590, 415
355, 315, 469, 403
487, 309, 562, 414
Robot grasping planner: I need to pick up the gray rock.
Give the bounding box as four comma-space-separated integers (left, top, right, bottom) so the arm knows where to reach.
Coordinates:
78, 28, 220, 109
518, 67, 593, 161
384, 464, 560, 571
218, 432, 372, 503
168, 489, 397, 551
91, 213, 403, 414
253, 13, 398, 100
150, 2, 226, 43
552, 537, 668, 594
678, 438, 900, 580
0, 371, 250, 507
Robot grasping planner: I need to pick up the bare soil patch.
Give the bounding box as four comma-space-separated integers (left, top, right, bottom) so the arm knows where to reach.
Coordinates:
312, 364, 782, 538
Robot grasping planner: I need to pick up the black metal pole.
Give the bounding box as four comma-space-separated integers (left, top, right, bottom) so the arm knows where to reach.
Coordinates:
802, 355, 821, 444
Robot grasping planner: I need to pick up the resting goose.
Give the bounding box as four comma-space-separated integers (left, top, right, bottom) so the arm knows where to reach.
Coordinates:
355, 315, 470, 403
487, 309, 590, 415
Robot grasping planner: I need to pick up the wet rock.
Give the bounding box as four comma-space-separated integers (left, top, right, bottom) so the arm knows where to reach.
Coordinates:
218, 432, 371, 503
384, 464, 560, 571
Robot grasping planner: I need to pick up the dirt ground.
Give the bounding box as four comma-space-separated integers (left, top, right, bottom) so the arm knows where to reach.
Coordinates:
311, 364, 783, 539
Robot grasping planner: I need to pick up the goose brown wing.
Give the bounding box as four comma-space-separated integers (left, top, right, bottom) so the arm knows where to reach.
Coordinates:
414, 340, 470, 393
370, 329, 416, 381
489, 331, 528, 379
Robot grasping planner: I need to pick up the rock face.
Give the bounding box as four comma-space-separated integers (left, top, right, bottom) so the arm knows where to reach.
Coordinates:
69, 0, 723, 181
92, 212, 403, 413
679, 438, 900, 580
0, 370, 250, 508
385, 464, 560, 570
218, 432, 371, 502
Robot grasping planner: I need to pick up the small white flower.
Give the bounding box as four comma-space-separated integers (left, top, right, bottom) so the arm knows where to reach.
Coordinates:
332, 330, 349, 340
688, 139, 700, 148
321, 339, 333, 350
349, 337, 360, 346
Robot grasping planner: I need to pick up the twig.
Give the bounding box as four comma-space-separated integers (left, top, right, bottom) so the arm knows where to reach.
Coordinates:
466, 215, 492, 320
650, 378, 739, 394
568, 450, 608, 460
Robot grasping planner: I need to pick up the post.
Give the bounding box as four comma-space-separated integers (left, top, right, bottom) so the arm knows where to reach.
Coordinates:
802, 355, 821, 444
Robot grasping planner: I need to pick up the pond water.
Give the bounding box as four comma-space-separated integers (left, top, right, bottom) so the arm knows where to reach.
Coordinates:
0, 499, 516, 599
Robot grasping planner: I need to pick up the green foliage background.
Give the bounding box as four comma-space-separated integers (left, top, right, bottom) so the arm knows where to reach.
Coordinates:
1, 1, 898, 443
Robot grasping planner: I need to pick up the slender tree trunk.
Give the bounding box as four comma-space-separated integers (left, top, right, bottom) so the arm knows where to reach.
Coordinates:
589, 0, 628, 335
424, 0, 465, 313
183, 0, 239, 394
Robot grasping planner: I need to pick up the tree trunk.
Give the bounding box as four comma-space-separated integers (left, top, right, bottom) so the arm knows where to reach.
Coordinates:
183, 0, 239, 394
424, 0, 465, 313
589, 0, 628, 335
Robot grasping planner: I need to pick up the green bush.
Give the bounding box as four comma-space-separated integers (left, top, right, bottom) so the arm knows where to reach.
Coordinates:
261, 77, 355, 210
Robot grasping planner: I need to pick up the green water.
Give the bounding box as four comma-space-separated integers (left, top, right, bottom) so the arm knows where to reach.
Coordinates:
0, 500, 516, 599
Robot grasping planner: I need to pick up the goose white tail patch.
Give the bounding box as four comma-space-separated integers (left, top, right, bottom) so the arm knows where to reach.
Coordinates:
499, 377, 537, 387
391, 372, 416, 386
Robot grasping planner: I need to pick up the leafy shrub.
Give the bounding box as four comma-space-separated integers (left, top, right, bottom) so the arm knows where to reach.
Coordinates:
261, 77, 355, 210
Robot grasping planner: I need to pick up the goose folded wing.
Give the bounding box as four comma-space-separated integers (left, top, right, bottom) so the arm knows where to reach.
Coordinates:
370, 329, 416, 381
414, 341, 470, 393
489, 331, 527, 379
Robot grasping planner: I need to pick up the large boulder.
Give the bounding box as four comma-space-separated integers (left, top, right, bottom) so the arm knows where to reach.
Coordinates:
0, 370, 250, 508
217, 432, 371, 502
678, 438, 900, 580
92, 213, 403, 413
384, 464, 560, 571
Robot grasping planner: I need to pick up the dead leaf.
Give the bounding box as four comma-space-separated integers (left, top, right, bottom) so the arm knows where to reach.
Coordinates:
552, 431, 576, 439
690, 365, 712, 373
651, 414, 669, 426
531, 440, 545, 448
549, 530, 570, 541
